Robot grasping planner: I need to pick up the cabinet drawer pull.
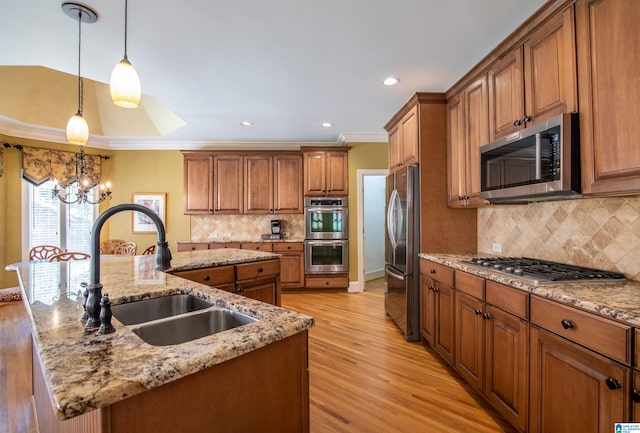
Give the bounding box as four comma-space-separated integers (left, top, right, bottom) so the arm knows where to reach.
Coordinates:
632, 390, 640, 403
605, 377, 622, 390
561, 319, 574, 329
523, 115, 531, 123
430, 269, 436, 274
258, 267, 264, 273
203, 275, 210, 281
235, 287, 244, 293
474, 308, 482, 315
513, 119, 521, 126
482, 312, 491, 320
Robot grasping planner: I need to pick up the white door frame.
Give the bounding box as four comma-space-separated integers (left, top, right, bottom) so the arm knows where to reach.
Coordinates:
355, 169, 388, 292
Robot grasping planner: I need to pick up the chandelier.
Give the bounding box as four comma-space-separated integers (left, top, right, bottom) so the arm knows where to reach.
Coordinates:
52, 146, 112, 205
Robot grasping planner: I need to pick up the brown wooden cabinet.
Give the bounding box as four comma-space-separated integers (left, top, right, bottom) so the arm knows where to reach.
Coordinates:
455, 276, 529, 433
213, 154, 244, 214
577, 0, 640, 196
529, 326, 629, 432
488, 5, 577, 142
183, 154, 214, 214
302, 148, 349, 196
447, 75, 489, 207
419, 259, 455, 366
245, 154, 303, 214
274, 242, 304, 290
387, 105, 418, 171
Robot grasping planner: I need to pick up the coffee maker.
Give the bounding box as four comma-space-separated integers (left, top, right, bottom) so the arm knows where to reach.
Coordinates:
271, 220, 281, 236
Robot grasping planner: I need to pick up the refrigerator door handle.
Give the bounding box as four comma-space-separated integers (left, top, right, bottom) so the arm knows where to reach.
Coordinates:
386, 267, 405, 281
387, 188, 399, 250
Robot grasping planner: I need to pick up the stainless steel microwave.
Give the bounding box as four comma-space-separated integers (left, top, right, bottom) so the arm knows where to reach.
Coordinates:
479, 113, 580, 203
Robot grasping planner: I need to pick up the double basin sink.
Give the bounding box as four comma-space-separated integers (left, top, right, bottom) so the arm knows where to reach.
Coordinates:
112, 294, 258, 346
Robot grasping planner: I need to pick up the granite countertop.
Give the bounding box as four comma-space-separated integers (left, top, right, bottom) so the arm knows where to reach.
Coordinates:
177, 238, 305, 244
14, 249, 314, 421
419, 253, 640, 327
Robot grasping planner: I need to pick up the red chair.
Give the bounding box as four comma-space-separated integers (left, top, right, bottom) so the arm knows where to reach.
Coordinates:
48, 252, 91, 262
29, 245, 63, 261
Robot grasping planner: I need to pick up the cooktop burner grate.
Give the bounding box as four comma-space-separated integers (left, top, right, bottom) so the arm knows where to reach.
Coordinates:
464, 257, 626, 282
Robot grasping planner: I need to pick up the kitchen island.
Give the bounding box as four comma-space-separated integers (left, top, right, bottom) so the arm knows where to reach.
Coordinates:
14, 249, 314, 433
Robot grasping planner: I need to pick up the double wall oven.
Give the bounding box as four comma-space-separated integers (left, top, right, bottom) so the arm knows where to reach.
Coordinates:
304, 197, 348, 274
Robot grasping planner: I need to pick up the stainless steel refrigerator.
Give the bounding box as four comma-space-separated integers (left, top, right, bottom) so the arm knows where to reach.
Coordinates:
385, 164, 420, 342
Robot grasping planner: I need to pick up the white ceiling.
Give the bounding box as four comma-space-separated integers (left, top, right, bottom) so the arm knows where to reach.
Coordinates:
1, 0, 546, 149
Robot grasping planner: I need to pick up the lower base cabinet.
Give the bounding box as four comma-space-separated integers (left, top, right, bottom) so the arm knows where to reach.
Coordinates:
529, 326, 629, 432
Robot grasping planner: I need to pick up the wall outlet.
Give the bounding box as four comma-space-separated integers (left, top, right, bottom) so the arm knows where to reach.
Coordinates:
210, 232, 218, 238
492, 242, 503, 253
224, 232, 232, 238
282, 232, 289, 238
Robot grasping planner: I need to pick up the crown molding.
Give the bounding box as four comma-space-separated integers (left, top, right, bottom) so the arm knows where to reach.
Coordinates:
338, 131, 388, 145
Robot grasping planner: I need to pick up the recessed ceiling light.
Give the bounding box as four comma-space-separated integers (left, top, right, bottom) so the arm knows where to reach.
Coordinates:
382, 77, 400, 86
240, 121, 253, 127
321, 122, 333, 128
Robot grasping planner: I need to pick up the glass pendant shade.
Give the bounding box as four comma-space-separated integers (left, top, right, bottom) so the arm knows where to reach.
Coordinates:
110, 57, 141, 108
66, 112, 89, 145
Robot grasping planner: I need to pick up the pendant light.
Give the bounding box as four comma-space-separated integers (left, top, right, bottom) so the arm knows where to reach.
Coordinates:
110, 0, 141, 108
62, 3, 97, 146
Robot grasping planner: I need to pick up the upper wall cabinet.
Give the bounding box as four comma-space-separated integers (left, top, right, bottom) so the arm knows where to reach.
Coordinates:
183, 151, 303, 215
447, 75, 489, 208
387, 105, 419, 172
302, 148, 349, 197
245, 154, 303, 214
488, 5, 577, 141
577, 0, 640, 196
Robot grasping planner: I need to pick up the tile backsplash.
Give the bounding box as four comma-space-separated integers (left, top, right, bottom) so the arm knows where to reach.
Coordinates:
478, 197, 640, 281
191, 214, 305, 242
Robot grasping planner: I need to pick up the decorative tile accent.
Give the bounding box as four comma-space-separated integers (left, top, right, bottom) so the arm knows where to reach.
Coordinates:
190, 214, 304, 242
478, 197, 640, 281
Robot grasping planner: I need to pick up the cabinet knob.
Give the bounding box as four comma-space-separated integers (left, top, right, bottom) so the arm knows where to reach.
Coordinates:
632, 390, 640, 403
513, 119, 521, 126
561, 319, 574, 329
433, 287, 439, 293
458, 195, 463, 201
523, 115, 531, 123
429, 269, 436, 274
203, 275, 211, 281
235, 287, 245, 293
605, 377, 622, 390
258, 267, 264, 273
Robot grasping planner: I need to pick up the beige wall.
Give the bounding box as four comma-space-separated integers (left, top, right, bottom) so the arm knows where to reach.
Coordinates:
347, 142, 389, 282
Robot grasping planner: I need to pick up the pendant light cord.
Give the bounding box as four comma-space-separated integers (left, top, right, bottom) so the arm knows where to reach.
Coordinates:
123, 0, 129, 60
77, 9, 83, 116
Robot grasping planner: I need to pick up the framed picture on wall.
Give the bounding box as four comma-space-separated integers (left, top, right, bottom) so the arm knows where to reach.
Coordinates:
131, 192, 166, 233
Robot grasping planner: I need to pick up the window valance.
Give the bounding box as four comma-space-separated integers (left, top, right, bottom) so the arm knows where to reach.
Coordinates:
22, 147, 102, 188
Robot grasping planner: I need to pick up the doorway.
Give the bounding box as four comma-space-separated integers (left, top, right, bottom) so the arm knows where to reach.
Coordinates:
356, 169, 388, 292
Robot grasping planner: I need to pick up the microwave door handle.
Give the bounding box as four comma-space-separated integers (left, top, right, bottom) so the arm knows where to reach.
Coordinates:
535, 133, 542, 180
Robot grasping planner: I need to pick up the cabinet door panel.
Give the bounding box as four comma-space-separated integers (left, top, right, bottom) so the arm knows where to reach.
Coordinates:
455, 292, 483, 391
274, 155, 303, 213
447, 93, 466, 206
388, 123, 401, 170
279, 252, 304, 289
303, 152, 326, 196
213, 155, 243, 214
244, 155, 273, 214
236, 279, 276, 305
184, 155, 213, 214
420, 276, 436, 345
464, 75, 489, 203
485, 306, 528, 432
488, 47, 524, 141
326, 152, 348, 196
524, 5, 577, 124
435, 284, 455, 366
578, 0, 640, 195
400, 105, 419, 166
530, 326, 629, 432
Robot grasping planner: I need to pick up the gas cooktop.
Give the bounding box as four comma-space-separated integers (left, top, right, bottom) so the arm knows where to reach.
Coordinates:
464, 257, 626, 283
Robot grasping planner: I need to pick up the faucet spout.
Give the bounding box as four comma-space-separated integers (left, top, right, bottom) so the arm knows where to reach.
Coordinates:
84, 203, 172, 329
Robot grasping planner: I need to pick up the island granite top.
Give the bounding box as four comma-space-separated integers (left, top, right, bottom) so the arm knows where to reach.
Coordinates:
419, 253, 640, 327
14, 249, 314, 421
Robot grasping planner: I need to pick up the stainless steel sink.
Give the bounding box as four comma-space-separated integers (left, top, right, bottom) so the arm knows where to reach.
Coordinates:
131, 308, 258, 346
112, 294, 213, 325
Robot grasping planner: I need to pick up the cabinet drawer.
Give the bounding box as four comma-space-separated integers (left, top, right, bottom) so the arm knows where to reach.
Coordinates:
485, 280, 528, 319
173, 265, 235, 286
273, 242, 304, 253
241, 243, 273, 252
455, 271, 484, 299
236, 259, 280, 280
530, 296, 631, 364
177, 242, 209, 252
305, 275, 349, 289
209, 243, 242, 250
419, 260, 454, 287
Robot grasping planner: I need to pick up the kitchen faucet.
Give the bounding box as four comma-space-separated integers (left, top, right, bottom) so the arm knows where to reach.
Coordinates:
84, 203, 172, 330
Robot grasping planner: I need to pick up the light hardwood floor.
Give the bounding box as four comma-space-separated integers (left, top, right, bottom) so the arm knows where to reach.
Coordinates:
1, 284, 515, 433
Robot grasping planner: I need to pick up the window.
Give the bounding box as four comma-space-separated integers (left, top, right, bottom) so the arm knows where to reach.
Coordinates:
27, 180, 97, 254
